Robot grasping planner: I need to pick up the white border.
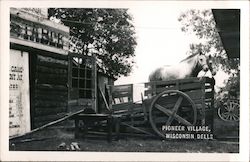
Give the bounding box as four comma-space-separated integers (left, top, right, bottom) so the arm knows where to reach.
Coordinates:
0, 1, 249, 161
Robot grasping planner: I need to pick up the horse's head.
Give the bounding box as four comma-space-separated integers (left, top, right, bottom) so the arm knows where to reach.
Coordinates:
197, 53, 216, 76
207, 55, 216, 76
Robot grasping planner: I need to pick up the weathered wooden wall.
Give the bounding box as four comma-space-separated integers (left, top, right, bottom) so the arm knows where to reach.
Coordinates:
10, 8, 70, 130
32, 53, 68, 128
97, 73, 115, 113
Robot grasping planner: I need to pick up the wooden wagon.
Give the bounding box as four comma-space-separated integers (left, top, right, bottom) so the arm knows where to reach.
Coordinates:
70, 77, 215, 141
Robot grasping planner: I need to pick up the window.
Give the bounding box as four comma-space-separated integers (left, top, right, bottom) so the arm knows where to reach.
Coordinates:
70, 55, 94, 99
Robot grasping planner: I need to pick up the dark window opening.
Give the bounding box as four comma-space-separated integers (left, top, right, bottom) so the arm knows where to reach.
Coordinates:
72, 68, 78, 77
72, 79, 78, 88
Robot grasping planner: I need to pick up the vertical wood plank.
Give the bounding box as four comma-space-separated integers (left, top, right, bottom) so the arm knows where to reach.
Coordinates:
67, 54, 71, 113
29, 53, 37, 129
210, 77, 215, 133
93, 54, 97, 112
74, 119, 80, 139
115, 117, 121, 140
201, 78, 206, 125
108, 86, 113, 113
107, 116, 112, 142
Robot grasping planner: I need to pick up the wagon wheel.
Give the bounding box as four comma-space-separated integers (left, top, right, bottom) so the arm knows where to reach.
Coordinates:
149, 90, 197, 138
218, 99, 239, 122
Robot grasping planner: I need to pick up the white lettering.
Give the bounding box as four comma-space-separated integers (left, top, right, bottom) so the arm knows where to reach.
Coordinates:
165, 133, 195, 139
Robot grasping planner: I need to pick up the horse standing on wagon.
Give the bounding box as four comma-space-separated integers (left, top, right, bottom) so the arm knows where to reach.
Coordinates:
149, 52, 216, 81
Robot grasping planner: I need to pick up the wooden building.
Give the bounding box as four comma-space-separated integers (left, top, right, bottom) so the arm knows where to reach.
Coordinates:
212, 9, 240, 59
9, 8, 70, 136
9, 8, 115, 137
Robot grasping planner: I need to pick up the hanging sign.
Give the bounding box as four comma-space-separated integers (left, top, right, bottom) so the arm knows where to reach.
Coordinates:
10, 8, 69, 55
9, 49, 31, 137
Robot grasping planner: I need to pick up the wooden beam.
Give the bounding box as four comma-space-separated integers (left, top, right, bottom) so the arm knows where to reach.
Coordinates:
9, 109, 85, 140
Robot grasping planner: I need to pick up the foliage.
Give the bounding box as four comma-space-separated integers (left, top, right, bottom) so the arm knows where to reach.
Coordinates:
48, 8, 137, 79
178, 10, 239, 73
178, 9, 240, 99
217, 71, 240, 100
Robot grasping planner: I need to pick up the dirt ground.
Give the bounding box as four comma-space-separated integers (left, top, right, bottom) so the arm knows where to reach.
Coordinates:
9, 115, 239, 153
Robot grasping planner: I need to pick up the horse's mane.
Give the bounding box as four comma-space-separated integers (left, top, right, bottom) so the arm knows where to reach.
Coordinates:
180, 53, 199, 63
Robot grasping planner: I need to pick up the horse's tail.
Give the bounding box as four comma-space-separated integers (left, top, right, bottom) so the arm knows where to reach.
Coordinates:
149, 67, 162, 82
148, 70, 155, 82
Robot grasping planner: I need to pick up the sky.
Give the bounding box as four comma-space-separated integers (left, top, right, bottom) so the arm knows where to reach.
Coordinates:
116, 7, 191, 85
114, 6, 229, 101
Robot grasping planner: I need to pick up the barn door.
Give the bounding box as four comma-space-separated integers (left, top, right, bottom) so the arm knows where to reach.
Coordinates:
68, 53, 97, 113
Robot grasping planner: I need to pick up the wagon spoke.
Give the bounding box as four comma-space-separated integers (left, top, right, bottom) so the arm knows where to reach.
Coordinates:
173, 96, 183, 111
233, 114, 239, 120
230, 114, 235, 121
222, 112, 228, 117
155, 104, 192, 126
233, 103, 239, 110
231, 115, 235, 121
221, 113, 228, 120
172, 114, 193, 126
166, 96, 183, 125
154, 104, 171, 116
229, 102, 233, 110
224, 105, 230, 111
233, 113, 239, 118
232, 115, 237, 121
224, 113, 230, 120
229, 114, 233, 121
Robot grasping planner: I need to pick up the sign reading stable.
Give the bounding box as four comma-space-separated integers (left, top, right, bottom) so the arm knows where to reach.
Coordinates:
10, 15, 68, 50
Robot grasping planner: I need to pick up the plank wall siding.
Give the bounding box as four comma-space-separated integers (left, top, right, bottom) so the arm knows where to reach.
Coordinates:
32, 54, 68, 128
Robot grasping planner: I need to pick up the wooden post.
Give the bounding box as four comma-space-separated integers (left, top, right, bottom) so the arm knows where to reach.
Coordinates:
93, 54, 97, 113
201, 77, 206, 126
210, 77, 215, 134
29, 53, 37, 130
130, 84, 134, 126
67, 54, 71, 113
114, 117, 121, 140
107, 116, 112, 142
74, 118, 80, 139
108, 86, 113, 114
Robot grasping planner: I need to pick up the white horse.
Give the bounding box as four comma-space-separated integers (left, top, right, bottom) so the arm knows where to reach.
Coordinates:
149, 52, 215, 82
